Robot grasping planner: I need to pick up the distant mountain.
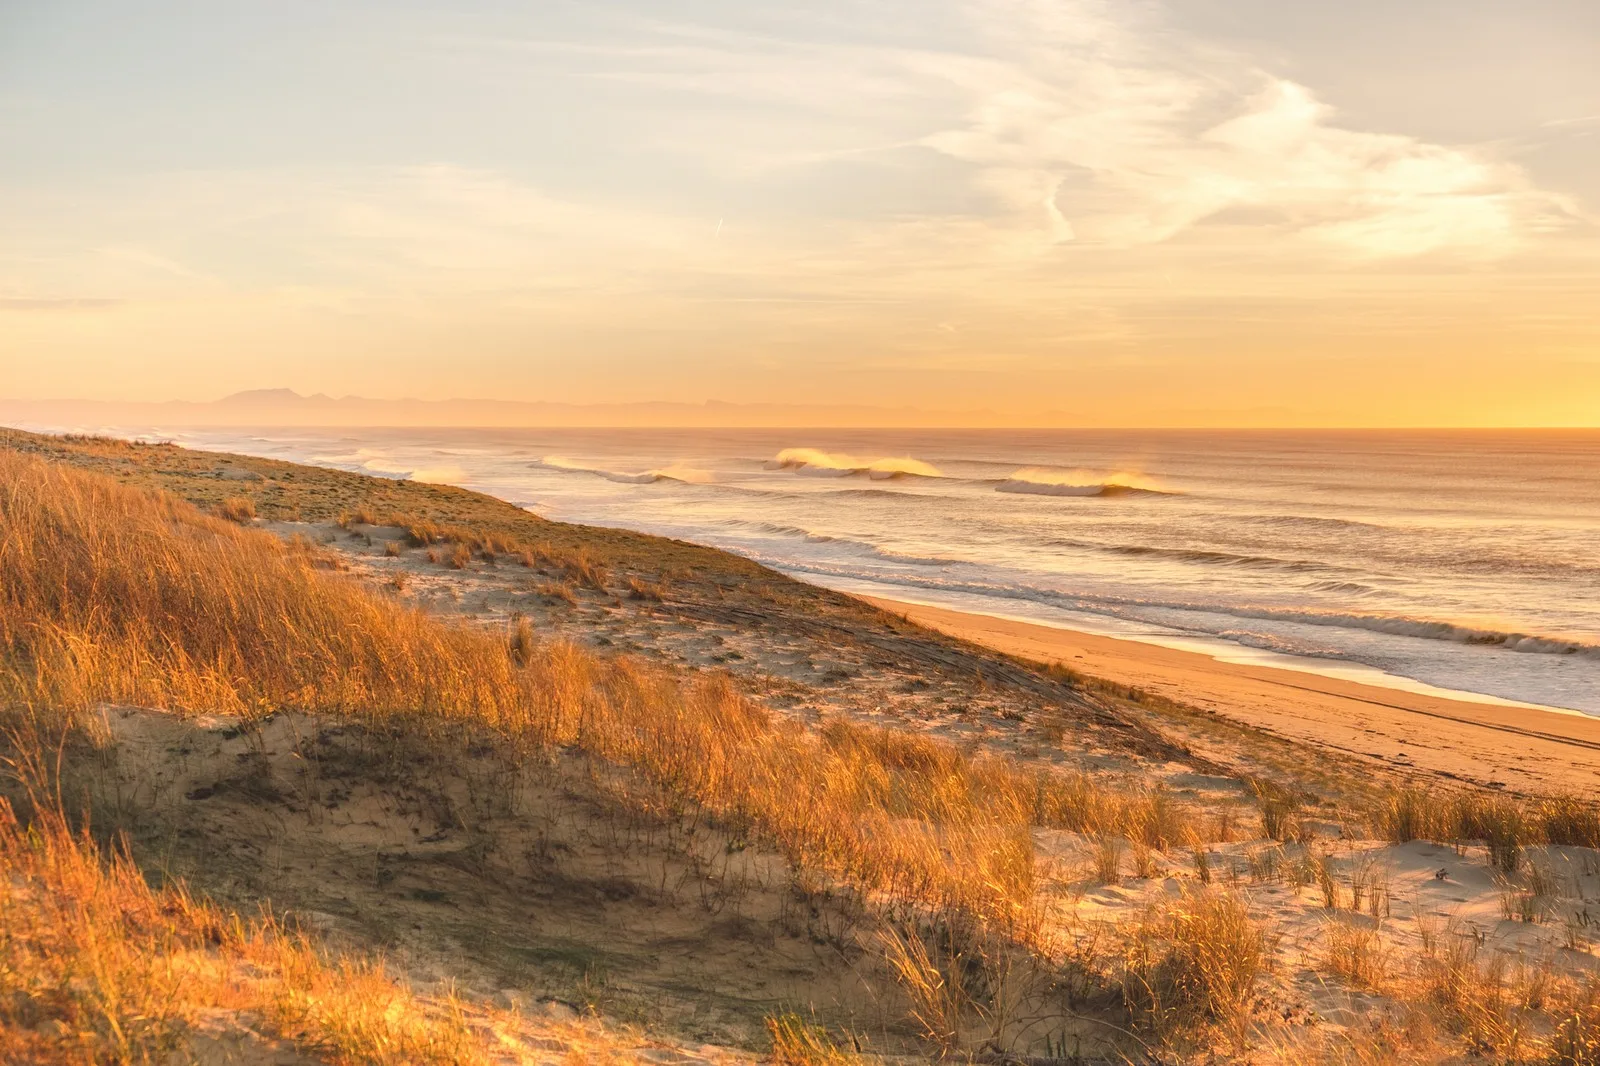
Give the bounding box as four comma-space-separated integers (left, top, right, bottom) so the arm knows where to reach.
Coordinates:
0, 389, 1033, 429
216, 388, 320, 405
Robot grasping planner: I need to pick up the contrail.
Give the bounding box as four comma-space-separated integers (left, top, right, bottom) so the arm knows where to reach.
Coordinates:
715, 218, 724, 238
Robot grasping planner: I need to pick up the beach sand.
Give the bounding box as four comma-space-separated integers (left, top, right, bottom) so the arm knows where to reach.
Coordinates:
865, 596, 1600, 797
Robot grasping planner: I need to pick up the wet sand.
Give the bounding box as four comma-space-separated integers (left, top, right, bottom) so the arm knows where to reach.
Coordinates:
865, 597, 1600, 796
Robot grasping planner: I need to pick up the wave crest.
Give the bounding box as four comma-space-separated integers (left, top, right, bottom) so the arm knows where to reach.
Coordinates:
350, 452, 468, 485
766, 448, 943, 480
534, 456, 714, 485
996, 467, 1173, 497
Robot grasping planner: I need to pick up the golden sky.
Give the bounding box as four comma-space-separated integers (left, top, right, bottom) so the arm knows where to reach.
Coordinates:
1, 1, 1598, 426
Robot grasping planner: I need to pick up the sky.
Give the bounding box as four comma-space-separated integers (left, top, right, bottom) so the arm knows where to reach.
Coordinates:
1, 0, 1598, 426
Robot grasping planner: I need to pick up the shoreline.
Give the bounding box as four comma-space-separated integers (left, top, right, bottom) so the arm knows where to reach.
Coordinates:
800, 574, 1588, 719
864, 595, 1600, 796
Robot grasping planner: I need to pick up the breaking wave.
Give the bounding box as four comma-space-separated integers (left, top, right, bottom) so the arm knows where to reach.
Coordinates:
406, 466, 470, 485
738, 551, 1600, 663
325, 449, 471, 486
1236, 610, 1600, 659
766, 448, 944, 480
1045, 538, 1353, 575
995, 467, 1175, 497
533, 456, 715, 485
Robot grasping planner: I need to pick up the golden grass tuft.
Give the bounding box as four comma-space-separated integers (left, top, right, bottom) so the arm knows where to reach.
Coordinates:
1258, 794, 1303, 844
1093, 834, 1123, 884
766, 1012, 859, 1066
1551, 977, 1600, 1066
215, 495, 256, 524
1373, 786, 1599, 870
564, 547, 609, 591
1324, 918, 1387, 989
534, 579, 579, 606
1121, 889, 1267, 1047
509, 615, 536, 667
627, 576, 666, 602
1377, 787, 1432, 844
879, 925, 964, 1050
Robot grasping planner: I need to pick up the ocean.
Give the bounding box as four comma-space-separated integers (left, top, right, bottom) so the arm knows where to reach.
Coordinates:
66, 426, 1600, 716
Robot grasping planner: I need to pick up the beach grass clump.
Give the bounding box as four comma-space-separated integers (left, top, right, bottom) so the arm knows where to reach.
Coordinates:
1372, 787, 1600, 875
1128, 787, 1185, 851
1406, 919, 1586, 1061
1455, 794, 1528, 873
564, 547, 609, 591
1377, 787, 1440, 844
1324, 918, 1387, 989
1246, 844, 1283, 884
405, 517, 447, 546
878, 921, 985, 1052
215, 495, 256, 524
1093, 834, 1124, 884
1259, 796, 1302, 844
627, 576, 666, 601
1121, 889, 1267, 1047
766, 1012, 859, 1066
509, 615, 536, 667
1551, 977, 1600, 1066
1533, 796, 1600, 850
533, 579, 579, 606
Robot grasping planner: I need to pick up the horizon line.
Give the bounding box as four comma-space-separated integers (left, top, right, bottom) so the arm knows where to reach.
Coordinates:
7, 420, 1600, 434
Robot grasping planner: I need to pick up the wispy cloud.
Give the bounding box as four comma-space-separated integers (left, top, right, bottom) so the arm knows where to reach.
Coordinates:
457, 0, 1582, 261
920, 0, 1579, 257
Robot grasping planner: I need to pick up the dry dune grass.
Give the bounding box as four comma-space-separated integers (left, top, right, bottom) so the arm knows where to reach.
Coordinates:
0, 449, 1162, 954
1377, 787, 1600, 873
384, 512, 610, 589
216, 494, 257, 524
0, 451, 544, 734
1405, 918, 1600, 1064
1120, 890, 1268, 1050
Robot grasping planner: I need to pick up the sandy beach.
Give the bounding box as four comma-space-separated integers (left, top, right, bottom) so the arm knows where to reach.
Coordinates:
866, 596, 1600, 797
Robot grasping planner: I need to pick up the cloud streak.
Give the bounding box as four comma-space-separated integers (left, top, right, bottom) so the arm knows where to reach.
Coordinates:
920, 0, 1578, 257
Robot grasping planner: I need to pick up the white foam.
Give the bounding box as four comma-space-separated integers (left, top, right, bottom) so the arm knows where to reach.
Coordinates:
767, 447, 943, 479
